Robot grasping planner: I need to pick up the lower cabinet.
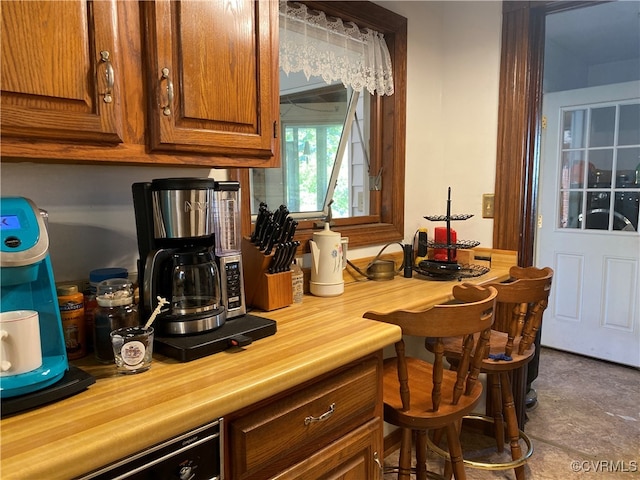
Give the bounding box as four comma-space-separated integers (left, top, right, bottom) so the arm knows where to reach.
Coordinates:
226, 354, 383, 480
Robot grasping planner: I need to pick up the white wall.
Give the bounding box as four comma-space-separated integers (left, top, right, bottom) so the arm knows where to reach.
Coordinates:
372, 0, 501, 259
0, 1, 502, 283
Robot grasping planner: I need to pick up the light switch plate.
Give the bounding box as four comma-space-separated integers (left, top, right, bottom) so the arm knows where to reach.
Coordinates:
482, 194, 495, 218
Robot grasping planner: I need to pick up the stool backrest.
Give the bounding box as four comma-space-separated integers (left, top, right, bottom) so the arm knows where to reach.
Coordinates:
364, 283, 497, 412
488, 266, 553, 356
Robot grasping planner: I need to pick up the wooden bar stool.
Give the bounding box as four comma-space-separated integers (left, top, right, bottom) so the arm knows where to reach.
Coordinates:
364, 283, 497, 480
430, 266, 553, 480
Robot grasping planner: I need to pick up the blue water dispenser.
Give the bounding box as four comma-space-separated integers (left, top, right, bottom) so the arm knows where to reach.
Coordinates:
1, 197, 93, 413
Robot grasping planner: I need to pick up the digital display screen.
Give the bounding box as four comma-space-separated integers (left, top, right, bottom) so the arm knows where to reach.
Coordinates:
1, 215, 21, 230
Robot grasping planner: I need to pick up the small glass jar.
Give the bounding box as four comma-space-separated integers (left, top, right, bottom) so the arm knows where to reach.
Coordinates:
85, 267, 128, 353
94, 279, 139, 363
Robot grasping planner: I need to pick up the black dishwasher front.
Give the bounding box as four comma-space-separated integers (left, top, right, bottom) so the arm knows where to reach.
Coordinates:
77, 418, 223, 480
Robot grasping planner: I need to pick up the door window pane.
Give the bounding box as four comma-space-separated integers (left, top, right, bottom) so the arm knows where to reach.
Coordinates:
589, 106, 615, 147
563, 109, 587, 148
559, 191, 583, 229
561, 151, 586, 188
619, 103, 640, 146
585, 191, 610, 230
617, 147, 640, 188
558, 103, 640, 233
587, 149, 613, 188
614, 192, 639, 231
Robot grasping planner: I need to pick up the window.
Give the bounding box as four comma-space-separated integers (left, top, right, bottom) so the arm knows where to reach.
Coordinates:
251, 82, 365, 219
558, 102, 640, 231
231, 1, 407, 250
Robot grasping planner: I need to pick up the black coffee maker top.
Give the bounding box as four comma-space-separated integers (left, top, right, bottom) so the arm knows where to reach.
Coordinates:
151, 177, 215, 190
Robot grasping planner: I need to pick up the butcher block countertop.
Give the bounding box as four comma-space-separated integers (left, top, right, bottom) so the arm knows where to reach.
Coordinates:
0, 250, 516, 479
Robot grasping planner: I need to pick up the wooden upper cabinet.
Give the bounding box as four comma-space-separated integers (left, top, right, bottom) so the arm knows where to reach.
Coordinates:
0, 0, 124, 143
142, 0, 279, 163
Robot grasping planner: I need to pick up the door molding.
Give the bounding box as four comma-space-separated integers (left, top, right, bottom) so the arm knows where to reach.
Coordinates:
493, 1, 605, 266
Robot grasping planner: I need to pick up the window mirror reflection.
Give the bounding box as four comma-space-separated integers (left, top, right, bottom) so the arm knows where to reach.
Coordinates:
250, 74, 369, 220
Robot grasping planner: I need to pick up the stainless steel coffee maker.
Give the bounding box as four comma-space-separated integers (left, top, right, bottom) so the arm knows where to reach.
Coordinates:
132, 178, 226, 335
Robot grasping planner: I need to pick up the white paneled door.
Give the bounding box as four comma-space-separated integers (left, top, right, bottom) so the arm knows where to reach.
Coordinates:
536, 82, 640, 367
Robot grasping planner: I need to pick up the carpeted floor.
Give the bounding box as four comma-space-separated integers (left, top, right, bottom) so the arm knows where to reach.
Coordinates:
383, 347, 640, 479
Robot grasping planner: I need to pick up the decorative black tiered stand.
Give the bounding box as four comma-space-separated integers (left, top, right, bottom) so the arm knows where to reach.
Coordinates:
414, 187, 489, 280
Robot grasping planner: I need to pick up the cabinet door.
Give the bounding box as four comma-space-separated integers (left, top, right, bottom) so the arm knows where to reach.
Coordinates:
0, 0, 124, 143
143, 0, 279, 163
269, 419, 384, 480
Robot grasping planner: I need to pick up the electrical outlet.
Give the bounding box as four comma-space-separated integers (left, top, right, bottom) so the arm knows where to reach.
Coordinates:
357, 191, 364, 212
482, 194, 495, 218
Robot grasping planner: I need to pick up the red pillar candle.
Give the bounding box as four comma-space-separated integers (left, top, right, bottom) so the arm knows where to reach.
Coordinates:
434, 227, 457, 261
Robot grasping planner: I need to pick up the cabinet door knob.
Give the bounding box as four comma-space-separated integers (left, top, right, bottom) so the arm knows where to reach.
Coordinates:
161, 67, 174, 116
304, 402, 335, 425
100, 51, 114, 104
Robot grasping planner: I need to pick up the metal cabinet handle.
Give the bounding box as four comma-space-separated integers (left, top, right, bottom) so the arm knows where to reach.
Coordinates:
161, 67, 174, 116
100, 51, 114, 104
374, 451, 383, 479
304, 403, 335, 425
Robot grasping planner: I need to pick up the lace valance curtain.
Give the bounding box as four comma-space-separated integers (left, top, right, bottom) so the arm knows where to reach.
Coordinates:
279, 1, 394, 96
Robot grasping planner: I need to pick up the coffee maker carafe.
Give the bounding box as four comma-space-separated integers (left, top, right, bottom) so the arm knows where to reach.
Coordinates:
147, 247, 223, 333
133, 178, 226, 335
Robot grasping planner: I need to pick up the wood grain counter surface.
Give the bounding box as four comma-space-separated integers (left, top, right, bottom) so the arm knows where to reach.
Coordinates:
0, 250, 515, 479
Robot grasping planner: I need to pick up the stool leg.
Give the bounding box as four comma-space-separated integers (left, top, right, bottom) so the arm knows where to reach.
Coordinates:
445, 422, 467, 480
398, 427, 413, 480
500, 372, 526, 480
489, 373, 505, 452
416, 429, 428, 480
439, 420, 461, 480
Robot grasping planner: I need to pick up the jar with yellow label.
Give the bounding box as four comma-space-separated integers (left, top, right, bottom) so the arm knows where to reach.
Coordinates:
56, 284, 86, 360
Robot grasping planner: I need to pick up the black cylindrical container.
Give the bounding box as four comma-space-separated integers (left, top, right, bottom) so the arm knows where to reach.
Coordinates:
403, 244, 413, 278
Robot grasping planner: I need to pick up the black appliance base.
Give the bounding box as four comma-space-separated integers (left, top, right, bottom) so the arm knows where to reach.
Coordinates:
154, 314, 277, 362
1, 365, 96, 417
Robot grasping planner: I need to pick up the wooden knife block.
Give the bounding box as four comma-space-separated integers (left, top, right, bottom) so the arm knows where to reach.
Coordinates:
242, 237, 292, 311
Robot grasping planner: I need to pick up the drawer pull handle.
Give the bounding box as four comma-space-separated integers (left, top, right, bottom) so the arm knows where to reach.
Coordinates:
304, 403, 335, 425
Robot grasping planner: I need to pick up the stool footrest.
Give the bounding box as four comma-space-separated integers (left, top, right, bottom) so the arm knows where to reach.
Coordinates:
426, 414, 534, 471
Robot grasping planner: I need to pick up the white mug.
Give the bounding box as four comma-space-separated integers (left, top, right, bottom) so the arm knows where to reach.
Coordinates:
0, 310, 43, 376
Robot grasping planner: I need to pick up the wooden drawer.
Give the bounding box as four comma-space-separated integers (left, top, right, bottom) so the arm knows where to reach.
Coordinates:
268, 418, 383, 480
229, 357, 379, 479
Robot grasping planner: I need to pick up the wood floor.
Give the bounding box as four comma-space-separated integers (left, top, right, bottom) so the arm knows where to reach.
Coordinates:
383, 347, 640, 479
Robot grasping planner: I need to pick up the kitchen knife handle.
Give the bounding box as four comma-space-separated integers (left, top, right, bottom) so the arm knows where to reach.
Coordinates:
258, 215, 273, 249
286, 220, 298, 242
264, 225, 281, 255
268, 244, 284, 274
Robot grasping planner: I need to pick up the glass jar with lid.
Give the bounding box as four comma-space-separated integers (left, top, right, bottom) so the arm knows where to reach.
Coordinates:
94, 278, 139, 363
84, 267, 128, 353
